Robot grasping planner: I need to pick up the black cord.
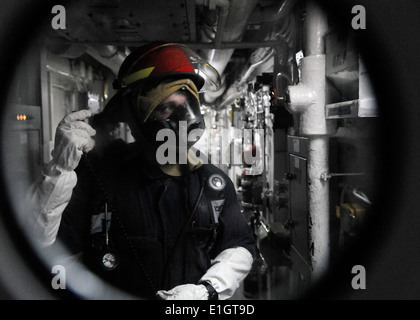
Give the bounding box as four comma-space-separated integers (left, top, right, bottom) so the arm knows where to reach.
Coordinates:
82, 153, 158, 296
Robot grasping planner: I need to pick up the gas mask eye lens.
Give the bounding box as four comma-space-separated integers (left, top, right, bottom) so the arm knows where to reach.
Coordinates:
148, 90, 199, 125
141, 89, 205, 147
150, 103, 176, 121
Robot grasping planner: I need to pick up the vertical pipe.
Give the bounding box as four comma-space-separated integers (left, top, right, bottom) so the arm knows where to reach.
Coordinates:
304, 0, 328, 56
304, 0, 330, 282
286, 0, 332, 282
308, 136, 329, 281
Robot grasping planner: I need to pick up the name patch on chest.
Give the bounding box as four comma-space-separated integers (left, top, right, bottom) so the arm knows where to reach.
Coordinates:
210, 199, 225, 223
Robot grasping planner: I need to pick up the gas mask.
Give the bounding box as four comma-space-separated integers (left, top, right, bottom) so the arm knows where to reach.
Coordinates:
135, 79, 205, 150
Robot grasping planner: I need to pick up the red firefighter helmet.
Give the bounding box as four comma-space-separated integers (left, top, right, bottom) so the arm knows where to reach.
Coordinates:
112, 42, 221, 93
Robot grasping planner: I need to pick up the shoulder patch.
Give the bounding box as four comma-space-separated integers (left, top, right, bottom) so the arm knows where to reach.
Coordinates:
208, 173, 226, 191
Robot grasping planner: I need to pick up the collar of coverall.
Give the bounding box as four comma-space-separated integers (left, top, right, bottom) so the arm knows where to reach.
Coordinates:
159, 148, 203, 177
133, 78, 203, 177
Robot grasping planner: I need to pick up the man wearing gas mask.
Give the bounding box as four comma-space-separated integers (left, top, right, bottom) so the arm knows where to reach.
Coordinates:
28, 42, 256, 300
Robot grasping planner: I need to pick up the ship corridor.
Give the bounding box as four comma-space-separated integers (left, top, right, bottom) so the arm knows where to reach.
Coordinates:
0, 0, 379, 299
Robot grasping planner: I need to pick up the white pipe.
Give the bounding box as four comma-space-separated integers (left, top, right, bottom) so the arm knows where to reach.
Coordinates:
217, 49, 275, 109
287, 53, 330, 280
304, 0, 328, 56
287, 55, 335, 135
286, 0, 333, 282
85, 46, 127, 76
195, 0, 230, 48
307, 136, 329, 281
237, 49, 275, 89
197, 0, 258, 103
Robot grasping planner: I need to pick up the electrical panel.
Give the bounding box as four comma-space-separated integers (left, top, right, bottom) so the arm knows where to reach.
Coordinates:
286, 135, 312, 296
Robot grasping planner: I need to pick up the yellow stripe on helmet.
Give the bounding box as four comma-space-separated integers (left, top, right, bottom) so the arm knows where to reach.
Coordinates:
121, 67, 155, 87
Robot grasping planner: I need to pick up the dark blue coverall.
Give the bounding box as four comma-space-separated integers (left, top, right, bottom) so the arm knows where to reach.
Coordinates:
56, 140, 256, 298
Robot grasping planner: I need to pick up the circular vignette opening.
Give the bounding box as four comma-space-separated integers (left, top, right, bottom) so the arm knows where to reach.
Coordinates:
0, 0, 401, 300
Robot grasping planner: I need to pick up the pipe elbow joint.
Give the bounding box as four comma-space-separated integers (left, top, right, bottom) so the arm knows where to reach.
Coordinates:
286, 84, 318, 114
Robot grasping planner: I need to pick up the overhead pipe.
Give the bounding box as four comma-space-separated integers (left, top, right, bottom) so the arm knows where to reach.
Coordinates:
248, 0, 298, 25
94, 45, 119, 59
218, 49, 275, 109
48, 28, 129, 76
85, 45, 129, 76
237, 49, 275, 89
45, 64, 75, 81
219, 0, 297, 109
197, 0, 259, 103
246, 0, 298, 66
45, 40, 128, 77
276, 0, 299, 20
195, 0, 230, 49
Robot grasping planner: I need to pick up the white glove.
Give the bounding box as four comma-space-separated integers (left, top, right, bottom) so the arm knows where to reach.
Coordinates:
156, 246, 253, 300
199, 246, 253, 300
26, 110, 95, 247
156, 284, 208, 300
26, 170, 77, 247
50, 110, 96, 173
